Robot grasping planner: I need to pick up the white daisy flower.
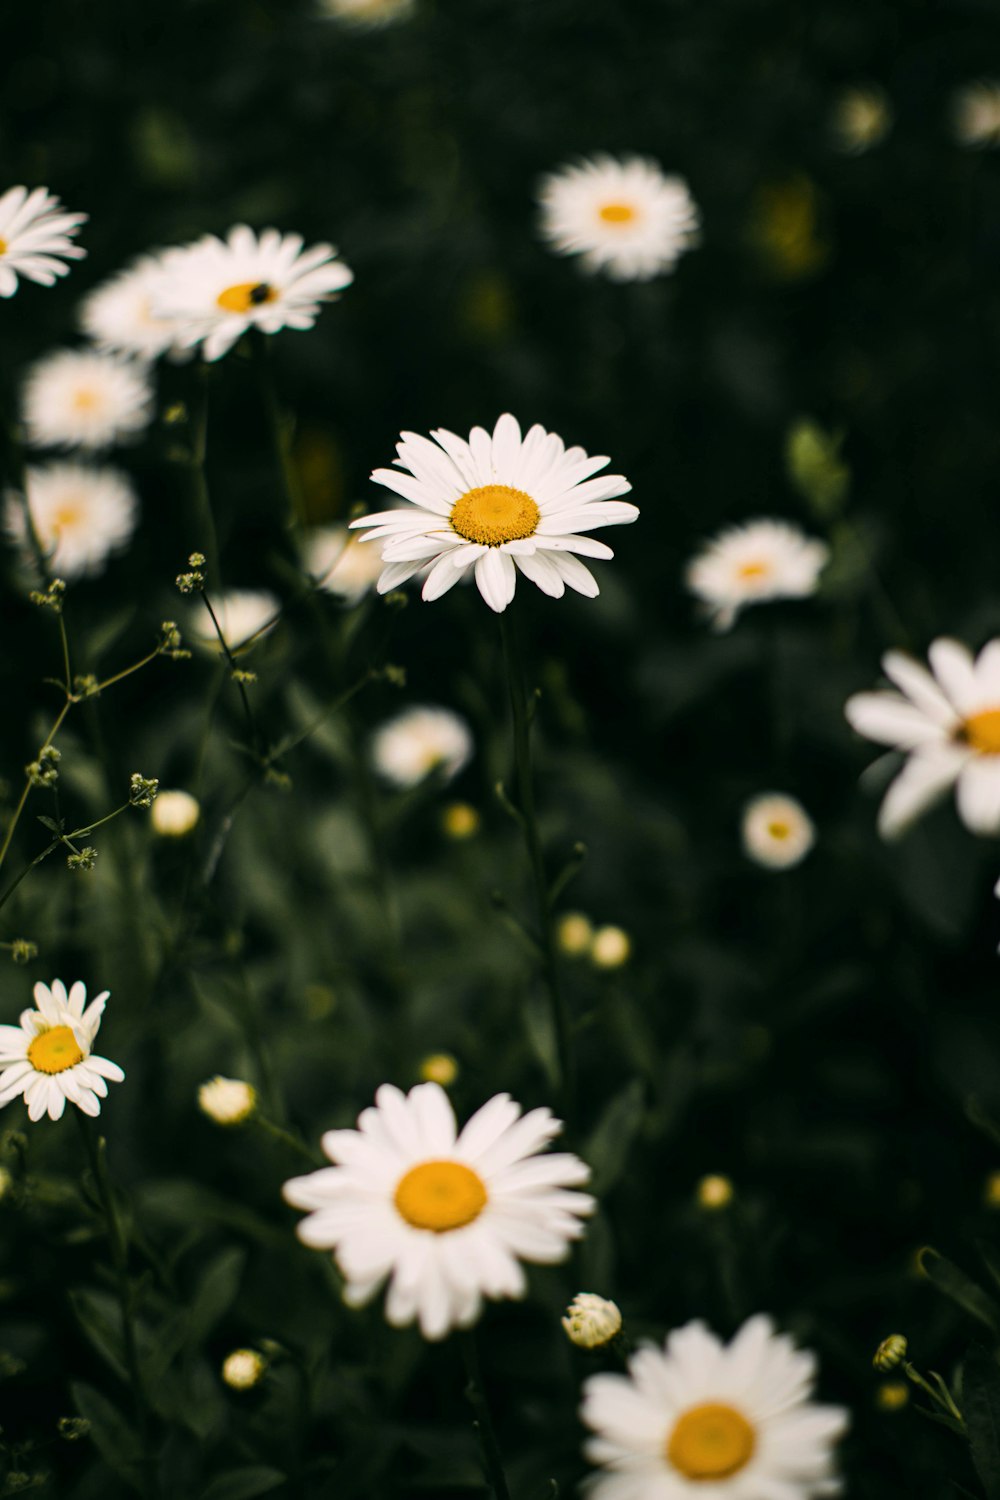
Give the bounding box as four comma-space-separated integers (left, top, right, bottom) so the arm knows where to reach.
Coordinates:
282, 1081, 594, 1341
952, 81, 1000, 148
537, 154, 699, 282
350, 413, 638, 613
21, 349, 153, 452
685, 519, 829, 631
192, 589, 280, 654
318, 0, 415, 25
581, 1315, 848, 1499
79, 252, 188, 362
304, 524, 386, 604
845, 637, 1000, 838
742, 793, 815, 870
0, 186, 86, 298
371, 706, 473, 788
0, 980, 125, 1122
152, 225, 354, 362
5, 462, 138, 578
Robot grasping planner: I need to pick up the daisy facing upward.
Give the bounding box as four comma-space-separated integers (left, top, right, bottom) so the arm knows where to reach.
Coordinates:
685, 519, 829, 632
0, 980, 124, 1122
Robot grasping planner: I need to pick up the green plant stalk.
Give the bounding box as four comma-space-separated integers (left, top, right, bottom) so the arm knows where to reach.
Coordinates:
459, 1330, 512, 1500
250, 327, 305, 549
499, 611, 574, 1118
75, 1115, 159, 1498
184, 364, 222, 592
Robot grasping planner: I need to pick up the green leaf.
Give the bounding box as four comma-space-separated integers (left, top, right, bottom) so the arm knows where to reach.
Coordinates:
920, 1248, 1000, 1332
199, 1467, 287, 1500
584, 1078, 645, 1195
71, 1380, 143, 1492
70, 1289, 128, 1382
965, 1349, 1000, 1500
187, 1246, 247, 1345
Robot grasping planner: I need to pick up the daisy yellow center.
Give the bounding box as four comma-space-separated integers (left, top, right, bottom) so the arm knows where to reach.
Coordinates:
960, 709, 1000, 755
52, 500, 83, 534
27, 1025, 84, 1076
767, 820, 791, 840
666, 1403, 756, 1481
72, 388, 100, 412
598, 202, 636, 224
737, 561, 770, 579
216, 281, 277, 314
450, 484, 540, 548
0, 237, 8, 256
394, 1159, 488, 1232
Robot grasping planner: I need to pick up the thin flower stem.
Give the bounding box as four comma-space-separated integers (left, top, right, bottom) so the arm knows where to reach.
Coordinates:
459, 1330, 512, 1500
250, 327, 305, 549
254, 1114, 323, 1165
0, 697, 72, 875
200, 591, 264, 759
184, 364, 221, 592
498, 611, 574, 1117
75, 1114, 159, 1499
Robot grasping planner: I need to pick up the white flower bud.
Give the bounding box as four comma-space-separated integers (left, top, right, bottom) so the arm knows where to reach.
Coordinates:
562, 1293, 622, 1350
198, 1076, 256, 1126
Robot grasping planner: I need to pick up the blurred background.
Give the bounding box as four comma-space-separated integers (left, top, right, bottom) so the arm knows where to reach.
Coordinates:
4, 1, 1000, 1496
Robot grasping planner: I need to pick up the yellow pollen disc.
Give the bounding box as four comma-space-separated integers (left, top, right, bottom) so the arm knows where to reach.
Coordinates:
27, 1025, 84, 1076
72, 388, 99, 412
394, 1159, 488, 1232
450, 484, 540, 548
0, 237, 8, 256
666, 1403, 756, 1481
737, 561, 769, 579
598, 202, 637, 224
216, 281, 277, 313
767, 820, 791, 840
52, 502, 83, 534
960, 709, 1000, 755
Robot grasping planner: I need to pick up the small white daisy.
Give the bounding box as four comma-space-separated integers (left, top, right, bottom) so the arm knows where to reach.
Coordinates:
79, 252, 188, 362
5, 462, 138, 578
283, 1081, 594, 1340
952, 81, 1000, 148
0, 186, 86, 298
742, 793, 815, 870
845, 637, 1000, 838
685, 519, 829, 631
304, 524, 386, 604
318, 0, 415, 25
371, 706, 473, 788
192, 589, 280, 654
152, 226, 353, 362
581, 1315, 848, 1499
21, 349, 153, 452
350, 413, 638, 613
538, 154, 699, 282
151, 789, 201, 837
0, 980, 124, 1122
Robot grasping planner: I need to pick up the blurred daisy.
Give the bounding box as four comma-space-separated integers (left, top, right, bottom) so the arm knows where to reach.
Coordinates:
319, 0, 415, 24
0, 980, 124, 1122
846, 638, 1000, 837
351, 413, 638, 613
304, 524, 385, 604
79, 252, 187, 362
538, 154, 699, 282
283, 1081, 593, 1340
5, 462, 137, 578
192, 589, 279, 654
686, 519, 829, 631
953, 81, 1000, 147
151, 789, 200, 837
581, 1315, 847, 1498
153, 226, 353, 362
0, 186, 86, 298
829, 86, 892, 154
372, 706, 473, 787
198, 1076, 256, 1126
22, 349, 153, 451
742, 793, 815, 869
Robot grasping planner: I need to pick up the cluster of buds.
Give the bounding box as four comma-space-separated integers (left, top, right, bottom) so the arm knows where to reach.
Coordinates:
66, 847, 98, 873
26, 746, 60, 789
231, 668, 258, 685
175, 553, 207, 594
129, 773, 159, 810
72, 674, 100, 700
158, 620, 190, 660
9, 939, 38, 966
29, 577, 66, 614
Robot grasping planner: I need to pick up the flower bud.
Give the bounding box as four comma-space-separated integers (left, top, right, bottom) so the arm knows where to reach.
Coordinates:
151, 789, 200, 838
420, 1053, 458, 1087
873, 1334, 908, 1372
442, 802, 480, 840
590, 925, 631, 969
222, 1348, 267, 1390
198, 1076, 256, 1126
556, 911, 593, 957
562, 1293, 622, 1350
696, 1174, 734, 1210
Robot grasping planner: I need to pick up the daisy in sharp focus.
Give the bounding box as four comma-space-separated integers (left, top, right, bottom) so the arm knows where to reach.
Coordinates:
21, 349, 153, 451
350, 413, 638, 613
0, 186, 86, 298
686, 519, 829, 631
0, 980, 124, 1122
845, 637, 1000, 837
152, 226, 353, 362
372, 706, 473, 788
5, 462, 138, 578
79, 252, 189, 362
581, 1315, 848, 1499
538, 155, 699, 282
282, 1081, 594, 1340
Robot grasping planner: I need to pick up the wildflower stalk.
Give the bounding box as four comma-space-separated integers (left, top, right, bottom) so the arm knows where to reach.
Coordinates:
182, 364, 221, 592
498, 611, 574, 1117
459, 1330, 512, 1500
249, 328, 305, 549
75, 1114, 159, 1498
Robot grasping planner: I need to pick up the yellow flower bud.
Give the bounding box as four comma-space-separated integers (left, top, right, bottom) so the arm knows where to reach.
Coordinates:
442, 802, 480, 840
221, 1348, 267, 1390
590, 925, 631, 969
876, 1381, 909, 1411
696, 1174, 734, 1210
556, 912, 593, 957
873, 1334, 908, 1372
420, 1053, 458, 1087
198, 1076, 256, 1127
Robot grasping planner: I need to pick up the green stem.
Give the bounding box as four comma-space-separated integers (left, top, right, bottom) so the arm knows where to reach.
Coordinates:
250, 328, 305, 550
0, 698, 72, 876
459, 1330, 511, 1500
184, 364, 221, 592
498, 612, 574, 1117
254, 1114, 323, 1165
75, 1115, 159, 1498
